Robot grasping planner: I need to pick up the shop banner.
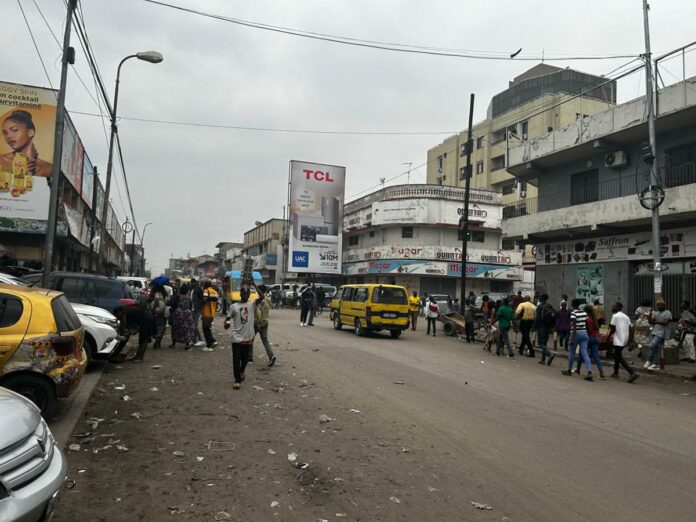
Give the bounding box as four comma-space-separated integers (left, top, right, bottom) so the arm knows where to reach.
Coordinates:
95, 180, 105, 224
288, 160, 345, 274
81, 153, 94, 208
537, 227, 696, 265
575, 264, 604, 303
344, 259, 522, 280
371, 199, 428, 225
0, 80, 57, 229
61, 114, 83, 193
343, 245, 521, 266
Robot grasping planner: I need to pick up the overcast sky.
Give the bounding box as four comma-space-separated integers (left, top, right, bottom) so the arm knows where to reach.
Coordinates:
4, 0, 696, 274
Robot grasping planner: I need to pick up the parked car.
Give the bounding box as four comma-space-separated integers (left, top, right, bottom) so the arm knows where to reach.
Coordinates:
71, 303, 119, 366
0, 387, 67, 522
117, 276, 150, 297
0, 265, 41, 278
0, 272, 30, 286
24, 272, 137, 313
298, 283, 337, 306
428, 293, 453, 314
0, 284, 86, 419
472, 292, 511, 320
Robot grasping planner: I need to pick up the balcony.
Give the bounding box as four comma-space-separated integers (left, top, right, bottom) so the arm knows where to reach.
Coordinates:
502, 166, 696, 240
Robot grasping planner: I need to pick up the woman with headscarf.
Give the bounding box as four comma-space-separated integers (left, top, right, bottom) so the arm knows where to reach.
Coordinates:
148, 282, 169, 348
170, 283, 195, 350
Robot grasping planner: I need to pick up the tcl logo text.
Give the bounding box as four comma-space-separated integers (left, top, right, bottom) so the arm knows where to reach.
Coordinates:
304, 169, 335, 182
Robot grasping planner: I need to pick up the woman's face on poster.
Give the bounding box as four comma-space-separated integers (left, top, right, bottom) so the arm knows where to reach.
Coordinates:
2, 118, 34, 152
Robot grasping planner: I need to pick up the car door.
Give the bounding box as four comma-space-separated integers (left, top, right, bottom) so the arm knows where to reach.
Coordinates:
351, 287, 368, 326
339, 287, 353, 324
0, 292, 32, 368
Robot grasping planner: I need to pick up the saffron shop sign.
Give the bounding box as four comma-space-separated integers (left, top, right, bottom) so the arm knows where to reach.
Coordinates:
343, 245, 521, 265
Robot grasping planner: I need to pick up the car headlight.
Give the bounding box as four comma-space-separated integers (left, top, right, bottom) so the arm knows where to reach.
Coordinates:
83, 314, 118, 328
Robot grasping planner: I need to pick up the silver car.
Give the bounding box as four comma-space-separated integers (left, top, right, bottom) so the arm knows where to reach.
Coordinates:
0, 388, 66, 522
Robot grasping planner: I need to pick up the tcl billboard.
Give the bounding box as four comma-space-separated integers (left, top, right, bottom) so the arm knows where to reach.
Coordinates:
287, 160, 346, 274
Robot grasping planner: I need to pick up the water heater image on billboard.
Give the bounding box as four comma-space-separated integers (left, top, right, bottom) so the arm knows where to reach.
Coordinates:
288, 161, 346, 274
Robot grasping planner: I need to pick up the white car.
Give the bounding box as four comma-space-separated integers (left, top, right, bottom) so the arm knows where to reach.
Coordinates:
70, 303, 119, 366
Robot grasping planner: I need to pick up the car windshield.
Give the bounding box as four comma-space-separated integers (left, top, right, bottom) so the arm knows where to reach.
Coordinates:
371, 286, 407, 304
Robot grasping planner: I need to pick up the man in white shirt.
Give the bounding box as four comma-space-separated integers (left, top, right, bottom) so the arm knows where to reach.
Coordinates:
224, 286, 264, 390
609, 302, 639, 383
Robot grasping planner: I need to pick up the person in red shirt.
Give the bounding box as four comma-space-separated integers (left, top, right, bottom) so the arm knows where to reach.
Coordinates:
578, 304, 606, 379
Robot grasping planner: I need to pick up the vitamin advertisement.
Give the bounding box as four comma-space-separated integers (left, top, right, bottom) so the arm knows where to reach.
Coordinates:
0, 81, 57, 230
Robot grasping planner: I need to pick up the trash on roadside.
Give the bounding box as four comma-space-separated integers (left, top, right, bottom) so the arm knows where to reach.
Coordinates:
116, 445, 129, 452
68, 444, 81, 452
196, 456, 204, 462
197, 392, 204, 396
270, 501, 279, 508
287, 452, 298, 462
107, 438, 121, 445
253, 385, 264, 391
400, 447, 412, 453
427, 486, 438, 492
312, 348, 320, 352
213, 512, 232, 521
349, 409, 361, 414
114, 385, 126, 391
151, 365, 162, 369
86, 417, 104, 430
389, 496, 401, 504
393, 381, 405, 385
122, 394, 132, 401
267, 449, 277, 455
318, 414, 333, 423
471, 501, 493, 510
168, 505, 185, 515
172, 451, 185, 457
73, 432, 92, 439
78, 469, 86, 474
150, 387, 160, 392
130, 412, 143, 420
206, 440, 235, 451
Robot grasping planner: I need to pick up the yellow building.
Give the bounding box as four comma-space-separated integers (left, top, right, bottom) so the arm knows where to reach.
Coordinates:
426, 64, 616, 208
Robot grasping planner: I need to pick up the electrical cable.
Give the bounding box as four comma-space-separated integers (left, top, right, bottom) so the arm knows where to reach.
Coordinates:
141, 0, 638, 62
16, 0, 55, 91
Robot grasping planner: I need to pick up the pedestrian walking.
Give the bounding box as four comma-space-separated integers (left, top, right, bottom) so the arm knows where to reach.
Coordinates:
171, 283, 195, 350
555, 301, 571, 351
647, 298, 672, 371
254, 285, 277, 367
190, 278, 205, 347
224, 286, 265, 390
593, 299, 606, 328
582, 304, 606, 379
492, 298, 515, 357
678, 300, 696, 363
537, 294, 556, 365
464, 298, 475, 342
426, 295, 439, 336
280, 286, 287, 308
316, 286, 326, 315
608, 302, 639, 383
201, 280, 219, 349
562, 299, 594, 381
408, 290, 420, 331
221, 277, 229, 316
481, 295, 491, 323
511, 290, 523, 310
515, 296, 536, 357
299, 285, 315, 326
148, 281, 168, 349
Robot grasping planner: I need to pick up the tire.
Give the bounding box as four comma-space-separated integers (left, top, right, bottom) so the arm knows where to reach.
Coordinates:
390, 330, 402, 339
3, 374, 57, 420
354, 318, 365, 337
443, 322, 455, 337
333, 314, 342, 330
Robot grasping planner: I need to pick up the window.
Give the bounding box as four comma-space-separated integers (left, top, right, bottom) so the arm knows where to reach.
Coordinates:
437, 155, 443, 173
342, 287, 354, 301
59, 277, 86, 299
521, 120, 528, 139
570, 169, 599, 205
460, 142, 469, 157
491, 128, 506, 144
476, 162, 484, 175
402, 226, 414, 238
458, 230, 485, 242
369, 230, 375, 238
490, 155, 505, 171
0, 296, 23, 328
664, 142, 696, 187
95, 279, 118, 297
348, 235, 359, 246
502, 239, 516, 250
353, 287, 368, 302
371, 286, 407, 305
476, 137, 484, 150
459, 166, 471, 180
575, 113, 589, 120
51, 295, 81, 332
502, 182, 516, 195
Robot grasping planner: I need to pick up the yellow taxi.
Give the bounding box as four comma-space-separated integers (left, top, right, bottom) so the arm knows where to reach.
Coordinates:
330, 284, 410, 338
226, 270, 264, 303
0, 284, 86, 418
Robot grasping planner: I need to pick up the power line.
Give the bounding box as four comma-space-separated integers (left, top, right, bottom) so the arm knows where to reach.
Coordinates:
16, 0, 55, 91
141, 0, 638, 62
115, 133, 140, 241
67, 111, 457, 136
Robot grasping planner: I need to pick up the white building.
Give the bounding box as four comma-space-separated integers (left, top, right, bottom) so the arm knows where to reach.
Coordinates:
342, 184, 522, 297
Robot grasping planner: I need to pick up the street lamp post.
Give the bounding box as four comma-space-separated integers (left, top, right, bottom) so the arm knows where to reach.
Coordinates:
97, 51, 163, 274
138, 222, 153, 276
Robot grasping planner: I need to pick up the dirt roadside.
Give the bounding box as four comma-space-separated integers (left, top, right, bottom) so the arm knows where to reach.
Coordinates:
54, 310, 492, 522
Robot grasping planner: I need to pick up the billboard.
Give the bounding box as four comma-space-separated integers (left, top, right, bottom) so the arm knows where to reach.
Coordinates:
0, 81, 57, 231
287, 160, 345, 274
81, 152, 94, 207
343, 259, 522, 280
61, 114, 83, 193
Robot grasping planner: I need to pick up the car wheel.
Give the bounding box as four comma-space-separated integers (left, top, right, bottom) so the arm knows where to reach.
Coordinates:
354, 319, 364, 337
333, 315, 342, 330
390, 330, 402, 339
3, 374, 57, 420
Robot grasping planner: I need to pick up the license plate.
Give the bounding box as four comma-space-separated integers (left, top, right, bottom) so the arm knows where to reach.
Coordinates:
383, 313, 397, 318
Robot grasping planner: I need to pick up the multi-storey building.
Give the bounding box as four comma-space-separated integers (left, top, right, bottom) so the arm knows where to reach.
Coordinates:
243, 218, 287, 283
502, 72, 696, 313
215, 241, 244, 277
426, 64, 616, 206
342, 184, 522, 297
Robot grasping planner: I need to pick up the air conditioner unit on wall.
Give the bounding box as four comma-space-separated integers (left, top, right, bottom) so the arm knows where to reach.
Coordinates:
605, 151, 628, 168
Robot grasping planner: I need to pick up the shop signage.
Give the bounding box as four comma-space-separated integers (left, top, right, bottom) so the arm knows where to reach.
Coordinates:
343, 245, 521, 265
343, 259, 522, 280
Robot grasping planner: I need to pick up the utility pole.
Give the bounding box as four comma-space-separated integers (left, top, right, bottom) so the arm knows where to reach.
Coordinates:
130, 229, 136, 275
460, 94, 475, 309
403, 162, 413, 184
42, 0, 77, 287
87, 166, 99, 272
642, 0, 662, 299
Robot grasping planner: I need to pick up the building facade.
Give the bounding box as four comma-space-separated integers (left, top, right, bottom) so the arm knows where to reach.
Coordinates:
215, 241, 244, 277
426, 64, 616, 206
342, 184, 522, 297
502, 73, 696, 313
243, 218, 287, 283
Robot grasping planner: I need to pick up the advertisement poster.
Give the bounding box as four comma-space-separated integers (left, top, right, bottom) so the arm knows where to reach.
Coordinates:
95, 180, 105, 223
288, 160, 345, 274
81, 153, 94, 208
342, 245, 521, 266
575, 264, 604, 303
537, 227, 696, 265
0, 81, 57, 231
61, 115, 83, 193
371, 199, 428, 225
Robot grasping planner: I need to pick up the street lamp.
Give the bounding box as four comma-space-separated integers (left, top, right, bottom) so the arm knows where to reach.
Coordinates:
137, 222, 153, 276
98, 51, 163, 274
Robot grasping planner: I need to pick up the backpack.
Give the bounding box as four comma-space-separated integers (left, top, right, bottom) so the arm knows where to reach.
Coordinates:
542, 303, 556, 325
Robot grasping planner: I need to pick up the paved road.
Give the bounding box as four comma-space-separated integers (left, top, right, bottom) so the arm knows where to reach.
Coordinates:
54, 309, 696, 521
279, 309, 696, 520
